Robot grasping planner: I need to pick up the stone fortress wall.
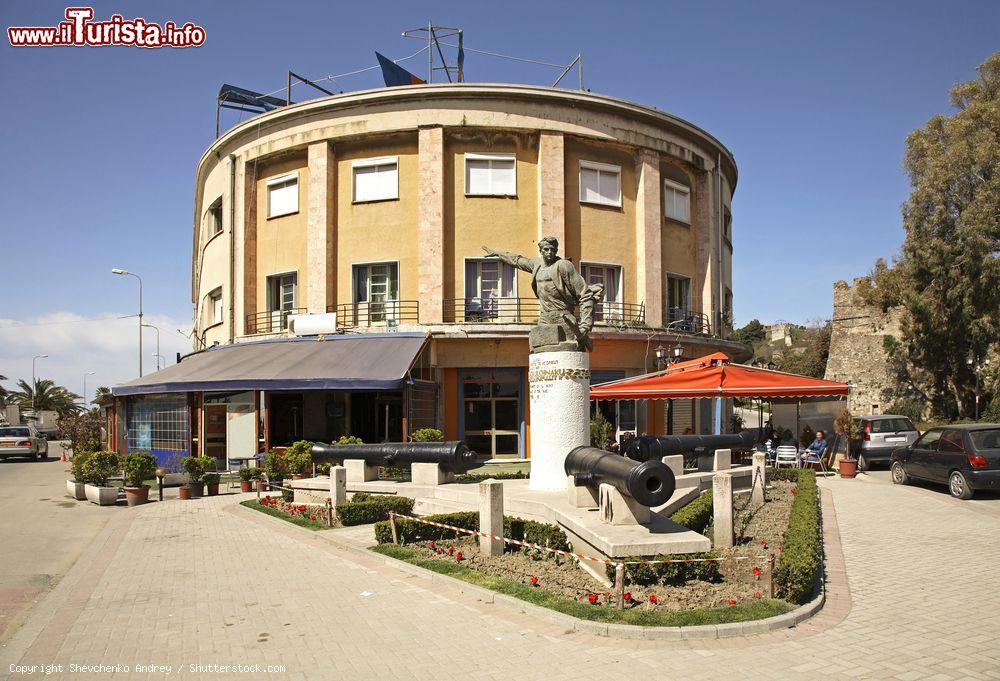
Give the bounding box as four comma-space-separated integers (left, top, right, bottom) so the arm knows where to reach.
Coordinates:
824, 279, 904, 416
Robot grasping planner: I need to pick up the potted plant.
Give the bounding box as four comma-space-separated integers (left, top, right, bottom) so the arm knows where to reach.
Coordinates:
204, 472, 221, 496
284, 440, 313, 480
834, 409, 860, 479
263, 451, 286, 490
182, 455, 211, 498
238, 466, 256, 493
121, 451, 157, 506
252, 467, 266, 492
66, 450, 92, 500
82, 451, 120, 506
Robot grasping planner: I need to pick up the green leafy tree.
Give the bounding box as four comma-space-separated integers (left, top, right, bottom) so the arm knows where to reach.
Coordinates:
731, 319, 766, 346
774, 322, 832, 379
898, 52, 1000, 418
93, 386, 113, 406
59, 408, 102, 455
7, 378, 82, 417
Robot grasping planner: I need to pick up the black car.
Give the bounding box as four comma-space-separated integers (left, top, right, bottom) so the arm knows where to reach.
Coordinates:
891, 424, 1000, 499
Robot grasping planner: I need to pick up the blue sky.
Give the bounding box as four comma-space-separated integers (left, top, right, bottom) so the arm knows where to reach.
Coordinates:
1, 0, 998, 395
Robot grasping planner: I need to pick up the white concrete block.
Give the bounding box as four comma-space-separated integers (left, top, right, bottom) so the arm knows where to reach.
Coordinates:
712, 473, 734, 549
528, 351, 590, 491
344, 459, 378, 483
566, 475, 599, 508
330, 465, 347, 507
662, 455, 684, 479
479, 480, 504, 557
598, 483, 650, 526
713, 448, 732, 471
751, 453, 767, 505
411, 462, 453, 486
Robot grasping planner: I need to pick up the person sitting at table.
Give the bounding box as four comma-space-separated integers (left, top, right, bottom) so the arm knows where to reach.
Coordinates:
799, 430, 827, 466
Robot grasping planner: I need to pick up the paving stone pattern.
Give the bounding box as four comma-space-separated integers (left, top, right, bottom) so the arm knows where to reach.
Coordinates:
2, 475, 999, 680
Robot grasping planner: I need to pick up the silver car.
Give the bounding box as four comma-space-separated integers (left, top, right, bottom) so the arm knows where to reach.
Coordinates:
854, 415, 919, 471
0, 424, 49, 460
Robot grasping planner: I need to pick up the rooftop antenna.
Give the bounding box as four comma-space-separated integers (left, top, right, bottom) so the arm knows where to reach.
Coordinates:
402, 23, 464, 83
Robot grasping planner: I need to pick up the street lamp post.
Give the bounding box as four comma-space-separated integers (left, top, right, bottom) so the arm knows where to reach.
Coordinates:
112, 269, 143, 377
142, 324, 161, 370
654, 344, 667, 371
82, 371, 95, 411
966, 353, 991, 420
31, 354, 48, 415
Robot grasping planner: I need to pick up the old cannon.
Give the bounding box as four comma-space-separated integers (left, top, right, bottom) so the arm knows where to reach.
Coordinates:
310, 441, 488, 474
622, 429, 764, 462
565, 446, 676, 507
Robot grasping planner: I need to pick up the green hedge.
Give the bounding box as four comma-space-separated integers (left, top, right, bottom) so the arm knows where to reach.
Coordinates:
373, 511, 570, 551
774, 468, 821, 604
605, 551, 721, 585
769, 468, 803, 483
454, 471, 530, 482
670, 489, 714, 533
337, 495, 415, 527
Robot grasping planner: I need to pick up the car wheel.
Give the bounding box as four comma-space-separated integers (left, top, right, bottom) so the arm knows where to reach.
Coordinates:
891, 461, 909, 485
948, 471, 974, 500
858, 453, 869, 472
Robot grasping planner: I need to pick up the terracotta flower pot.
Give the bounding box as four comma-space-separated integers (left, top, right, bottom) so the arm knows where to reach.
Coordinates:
124, 485, 150, 507
178, 485, 193, 500
240, 480, 254, 493
207, 484, 220, 496
839, 459, 858, 479
256, 480, 267, 493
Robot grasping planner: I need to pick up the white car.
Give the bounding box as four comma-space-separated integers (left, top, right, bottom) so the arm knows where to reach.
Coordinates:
0, 424, 49, 460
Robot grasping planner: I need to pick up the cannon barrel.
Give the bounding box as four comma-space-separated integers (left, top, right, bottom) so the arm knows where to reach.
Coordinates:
623, 428, 764, 462
565, 446, 675, 507
310, 441, 487, 473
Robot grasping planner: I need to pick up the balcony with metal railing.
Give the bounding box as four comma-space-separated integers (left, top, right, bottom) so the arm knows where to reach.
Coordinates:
329, 301, 420, 329
664, 307, 712, 335
441, 298, 646, 327
244, 308, 306, 335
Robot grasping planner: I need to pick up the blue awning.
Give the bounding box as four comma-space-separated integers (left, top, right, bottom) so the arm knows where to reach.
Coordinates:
112, 333, 429, 397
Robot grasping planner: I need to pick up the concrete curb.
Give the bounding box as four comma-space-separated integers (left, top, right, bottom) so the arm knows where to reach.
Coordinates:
233, 499, 829, 640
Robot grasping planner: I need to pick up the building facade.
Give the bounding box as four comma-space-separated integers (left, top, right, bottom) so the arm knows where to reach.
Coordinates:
113, 83, 747, 466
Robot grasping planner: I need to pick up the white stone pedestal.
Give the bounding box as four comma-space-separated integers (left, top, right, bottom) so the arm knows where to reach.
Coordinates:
411, 462, 453, 486
528, 351, 590, 491
344, 459, 378, 483
599, 483, 651, 526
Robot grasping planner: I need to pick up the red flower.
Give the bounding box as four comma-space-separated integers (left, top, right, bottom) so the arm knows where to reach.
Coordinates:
298, 505, 307, 512
309, 515, 316, 521
727, 599, 737, 606
455, 551, 464, 562
530, 576, 538, 586
754, 591, 762, 598
587, 593, 598, 604
448, 546, 455, 556
753, 566, 761, 577
623, 592, 632, 602
792, 487, 797, 494
428, 540, 436, 549
760, 539, 767, 547
603, 592, 610, 598
649, 594, 658, 605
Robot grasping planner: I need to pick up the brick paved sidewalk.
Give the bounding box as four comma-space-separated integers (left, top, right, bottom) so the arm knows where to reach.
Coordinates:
2, 476, 998, 680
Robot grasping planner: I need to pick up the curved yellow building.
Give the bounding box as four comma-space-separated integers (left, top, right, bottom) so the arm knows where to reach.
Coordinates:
114, 83, 747, 464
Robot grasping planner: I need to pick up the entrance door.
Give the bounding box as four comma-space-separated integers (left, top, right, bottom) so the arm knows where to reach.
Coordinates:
226, 392, 256, 463
461, 369, 522, 458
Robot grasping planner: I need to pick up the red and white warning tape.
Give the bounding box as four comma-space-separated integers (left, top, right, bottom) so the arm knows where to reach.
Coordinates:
388, 512, 773, 569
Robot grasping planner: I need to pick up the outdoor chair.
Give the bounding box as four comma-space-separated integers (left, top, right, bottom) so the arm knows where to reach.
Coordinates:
774, 445, 799, 468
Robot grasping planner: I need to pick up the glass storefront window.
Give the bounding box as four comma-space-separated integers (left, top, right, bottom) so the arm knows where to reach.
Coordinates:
461, 368, 522, 458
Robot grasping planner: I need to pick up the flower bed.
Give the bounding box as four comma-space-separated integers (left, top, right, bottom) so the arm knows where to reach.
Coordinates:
242, 497, 334, 531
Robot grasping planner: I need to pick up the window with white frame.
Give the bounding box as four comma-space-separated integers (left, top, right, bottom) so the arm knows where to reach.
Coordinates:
207, 288, 223, 326
266, 173, 298, 218
464, 258, 516, 320
266, 272, 297, 313
353, 157, 399, 203
579, 160, 621, 207
581, 263, 622, 321
465, 153, 516, 196
207, 197, 223, 238
353, 262, 399, 323
664, 179, 691, 223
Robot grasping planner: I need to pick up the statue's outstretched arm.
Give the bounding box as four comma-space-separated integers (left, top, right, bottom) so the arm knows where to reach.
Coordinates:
482, 246, 533, 273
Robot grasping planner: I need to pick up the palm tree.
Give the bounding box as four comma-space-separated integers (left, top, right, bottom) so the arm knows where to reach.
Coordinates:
93, 386, 113, 406
7, 378, 82, 417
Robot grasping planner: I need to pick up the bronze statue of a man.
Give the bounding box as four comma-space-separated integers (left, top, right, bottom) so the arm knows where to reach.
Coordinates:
482, 236, 603, 353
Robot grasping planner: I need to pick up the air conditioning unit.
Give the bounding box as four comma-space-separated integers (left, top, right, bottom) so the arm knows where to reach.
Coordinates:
288, 312, 338, 336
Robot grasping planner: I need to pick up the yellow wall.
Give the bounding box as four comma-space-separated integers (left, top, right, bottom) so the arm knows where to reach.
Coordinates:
444, 131, 539, 301
661, 161, 697, 280
255, 155, 309, 314
335, 135, 419, 305
565, 138, 637, 304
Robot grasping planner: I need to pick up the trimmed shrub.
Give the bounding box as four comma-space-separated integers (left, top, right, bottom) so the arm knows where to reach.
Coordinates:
263, 451, 286, 480
454, 471, 529, 482
410, 428, 443, 442
774, 468, 821, 604
70, 450, 92, 482
81, 451, 119, 486
337, 496, 416, 527
284, 440, 313, 475
281, 487, 295, 503
182, 455, 212, 483
503, 517, 570, 551
769, 468, 802, 483
606, 552, 721, 585
372, 511, 570, 552
670, 489, 714, 533
121, 451, 156, 487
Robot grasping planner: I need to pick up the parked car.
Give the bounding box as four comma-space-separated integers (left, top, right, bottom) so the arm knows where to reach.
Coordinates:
891, 424, 1000, 499
852, 415, 919, 471
0, 424, 50, 460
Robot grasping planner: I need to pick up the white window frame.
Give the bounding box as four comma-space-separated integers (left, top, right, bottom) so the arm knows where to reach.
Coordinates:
265, 270, 298, 313
352, 156, 399, 203
581, 262, 623, 321
266, 172, 299, 219
464, 152, 517, 197
206, 287, 223, 326
664, 178, 691, 224
579, 160, 622, 208
206, 197, 223, 239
